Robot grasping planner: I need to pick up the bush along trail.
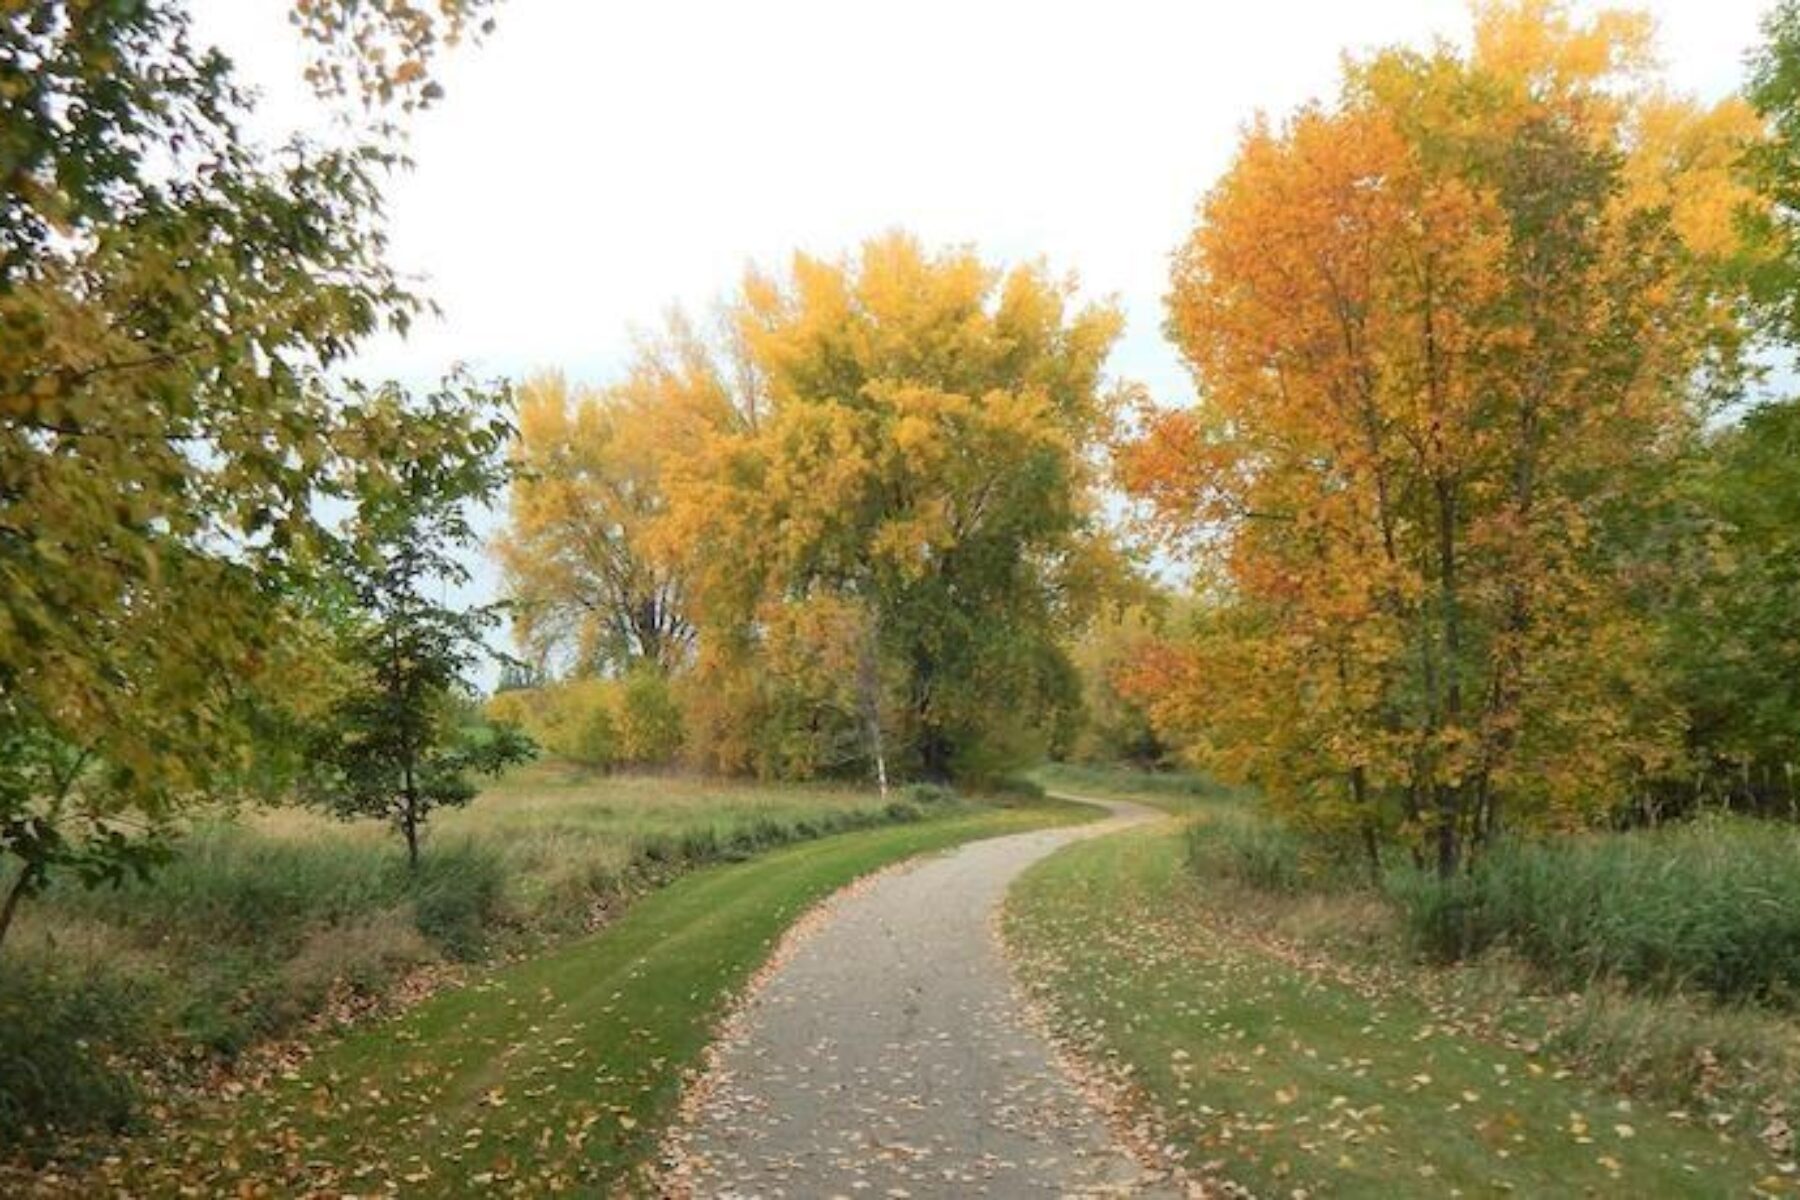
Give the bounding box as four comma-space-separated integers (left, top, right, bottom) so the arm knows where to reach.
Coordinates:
1004, 811, 1796, 1199
20, 799, 1086, 1197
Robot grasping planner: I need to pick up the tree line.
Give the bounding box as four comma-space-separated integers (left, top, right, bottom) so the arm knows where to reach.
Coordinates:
490, 241, 1127, 788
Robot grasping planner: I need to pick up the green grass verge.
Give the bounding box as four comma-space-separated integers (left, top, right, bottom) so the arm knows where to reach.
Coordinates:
1005, 821, 1789, 1198
1030, 761, 1254, 816
53, 798, 1087, 1196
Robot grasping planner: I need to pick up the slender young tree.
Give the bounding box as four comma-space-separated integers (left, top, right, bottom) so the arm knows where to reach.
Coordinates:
307, 387, 534, 867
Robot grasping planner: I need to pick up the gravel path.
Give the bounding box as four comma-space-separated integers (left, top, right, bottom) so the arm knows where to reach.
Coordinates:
669, 798, 1182, 1198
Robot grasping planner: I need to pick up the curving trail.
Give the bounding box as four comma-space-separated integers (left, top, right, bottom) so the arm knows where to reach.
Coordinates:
668, 796, 1182, 1198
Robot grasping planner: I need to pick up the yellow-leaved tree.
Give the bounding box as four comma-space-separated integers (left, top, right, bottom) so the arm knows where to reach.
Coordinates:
667, 234, 1128, 783
498, 345, 734, 676
504, 233, 1131, 785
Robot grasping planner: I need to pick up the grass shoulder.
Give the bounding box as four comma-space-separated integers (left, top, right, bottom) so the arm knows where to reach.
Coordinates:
1005, 788, 1798, 1197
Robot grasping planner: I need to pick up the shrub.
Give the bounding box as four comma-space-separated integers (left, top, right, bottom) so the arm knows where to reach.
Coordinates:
1186, 818, 1359, 895
677, 827, 719, 863
906, 782, 957, 807
617, 669, 684, 765
409, 844, 507, 960
0, 959, 157, 1147
1388, 817, 1800, 1006
483, 689, 533, 729
992, 774, 1046, 801
542, 679, 622, 768
1385, 866, 1490, 961
485, 673, 688, 770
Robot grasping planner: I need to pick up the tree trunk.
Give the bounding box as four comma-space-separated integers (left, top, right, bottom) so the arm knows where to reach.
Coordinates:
1351, 765, 1382, 885
917, 728, 953, 783
1434, 475, 1464, 880
1361, 820, 1383, 888
0, 862, 40, 954
402, 805, 421, 870
401, 756, 422, 870
857, 606, 889, 800
911, 646, 952, 782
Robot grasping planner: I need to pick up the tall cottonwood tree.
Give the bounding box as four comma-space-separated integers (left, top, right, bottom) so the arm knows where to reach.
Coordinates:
667, 234, 1127, 781
1122, 1, 1759, 874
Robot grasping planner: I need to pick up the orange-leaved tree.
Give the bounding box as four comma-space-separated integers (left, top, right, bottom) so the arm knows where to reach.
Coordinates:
1121, 1, 1761, 876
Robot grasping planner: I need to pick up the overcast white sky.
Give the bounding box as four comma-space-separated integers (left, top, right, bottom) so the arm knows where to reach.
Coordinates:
193, 0, 1772, 405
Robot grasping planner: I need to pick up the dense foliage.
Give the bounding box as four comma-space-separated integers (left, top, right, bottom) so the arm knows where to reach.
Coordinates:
498, 235, 1129, 784
1118, 2, 1771, 874
0, 0, 498, 946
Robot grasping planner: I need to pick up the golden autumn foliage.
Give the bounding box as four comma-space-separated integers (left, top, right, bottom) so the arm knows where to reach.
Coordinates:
1066, 600, 1172, 767
1121, 1, 1764, 874
497, 358, 728, 675
486, 669, 683, 771
1, 0, 508, 942
668, 234, 1125, 781
502, 233, 1130, 783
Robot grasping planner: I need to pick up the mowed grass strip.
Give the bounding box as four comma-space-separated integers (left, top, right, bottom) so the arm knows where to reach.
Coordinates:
72, 799, 1087, 1197
1032, 762, 1255, 817
1005, 822, 1789, 1199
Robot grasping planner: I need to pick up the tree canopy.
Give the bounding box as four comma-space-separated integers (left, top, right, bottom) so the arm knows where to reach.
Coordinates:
1119, 0, 1762, 874
1, 0, 502, 942
499, 234, 1132, 783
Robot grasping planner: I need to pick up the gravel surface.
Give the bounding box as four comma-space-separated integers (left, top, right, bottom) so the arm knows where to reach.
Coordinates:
669, 798, 1184, 1198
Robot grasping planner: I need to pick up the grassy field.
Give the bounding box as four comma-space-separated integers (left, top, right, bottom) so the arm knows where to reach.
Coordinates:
0, 762, 967, 1151
25, 797, 1087, 1196
1006, 820, 1793, 1197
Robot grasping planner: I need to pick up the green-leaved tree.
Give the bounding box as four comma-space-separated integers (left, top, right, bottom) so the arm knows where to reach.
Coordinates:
306, 388, 534, 868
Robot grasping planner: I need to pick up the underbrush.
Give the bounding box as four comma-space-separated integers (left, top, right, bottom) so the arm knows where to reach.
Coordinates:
1387, 816, 1800, 1007
1185, 815, 1367, 894
0, 765, 943, 1151
1163, 783, 1800, 1128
